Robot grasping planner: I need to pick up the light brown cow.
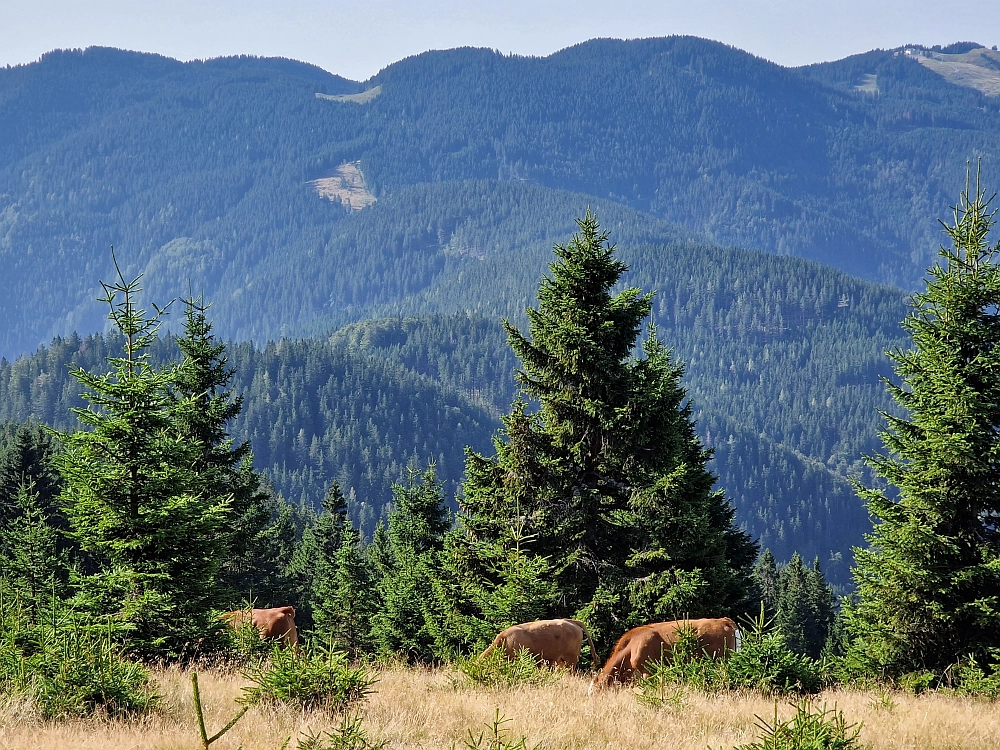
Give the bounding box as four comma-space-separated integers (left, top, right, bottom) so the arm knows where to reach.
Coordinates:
591, 617, 738, 688
222, 606, 299, 648
479, 618, 599, 669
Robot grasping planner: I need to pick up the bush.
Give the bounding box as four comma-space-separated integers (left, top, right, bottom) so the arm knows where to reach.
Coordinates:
241, 643, 375, 711
456, 647, 560, 689
0, 593, 159, 719
724, 613, 825, 694
290, 713, 387, 750
948, 653, 1000, 699
219, 607, 274, 665
730, 699, 866, 750
459, 709, 543, 750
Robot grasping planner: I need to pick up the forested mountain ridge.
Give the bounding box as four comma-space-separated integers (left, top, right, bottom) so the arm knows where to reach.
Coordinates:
0, 230, 909, 581
0, 38, 997, 358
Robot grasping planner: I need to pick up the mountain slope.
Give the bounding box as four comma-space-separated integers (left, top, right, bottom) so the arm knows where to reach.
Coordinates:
0, 39, 997, 358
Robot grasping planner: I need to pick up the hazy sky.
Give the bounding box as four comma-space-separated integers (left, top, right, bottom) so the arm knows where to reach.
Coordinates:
3, 0, 999, 81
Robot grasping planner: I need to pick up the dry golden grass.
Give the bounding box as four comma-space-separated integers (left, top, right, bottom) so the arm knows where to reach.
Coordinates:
2, 665, 1000, 749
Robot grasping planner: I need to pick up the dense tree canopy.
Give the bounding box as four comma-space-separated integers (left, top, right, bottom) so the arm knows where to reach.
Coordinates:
848, 175, 1000, 674
459, 214, 758, 645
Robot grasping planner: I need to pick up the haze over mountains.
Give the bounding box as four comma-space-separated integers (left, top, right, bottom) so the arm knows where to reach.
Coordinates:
1, 36, 997, 582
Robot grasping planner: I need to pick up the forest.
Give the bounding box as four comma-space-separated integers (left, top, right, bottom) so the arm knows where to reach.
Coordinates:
1, 38, 999, 360
0, 222, 912, 581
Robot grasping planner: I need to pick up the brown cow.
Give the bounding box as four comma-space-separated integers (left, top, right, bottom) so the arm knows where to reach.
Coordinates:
479, 618, 600, 669
222, 606, 299, 648
591, 617, 738, 688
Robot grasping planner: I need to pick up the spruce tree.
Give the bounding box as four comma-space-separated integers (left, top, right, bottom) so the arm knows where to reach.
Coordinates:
0, 425, 62, 525
753, 549, 780, 621
372, 467, 450, 661
847, 173, 1000, 674
775, 553, 835, 659
460, 212, 757, 645
287, 482, 349, 631
0, 481, 69, 617
313, 517, 375, 657
56, 262, 229, 658
172, 295, 275, 602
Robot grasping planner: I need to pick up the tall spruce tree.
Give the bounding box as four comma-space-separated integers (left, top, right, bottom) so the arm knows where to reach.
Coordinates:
372, 467, 450, 661
847, 173, 1000, 674
287, 482, 349, 631
460, 212, 757, 646
0, 425, 62, 525
172, 295, 276, 603
753, 549, 780, 621
313, 517, 376, 657
56, 262, 229, 658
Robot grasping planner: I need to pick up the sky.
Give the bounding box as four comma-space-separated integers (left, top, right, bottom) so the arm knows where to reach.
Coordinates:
3, 0, 1000, 81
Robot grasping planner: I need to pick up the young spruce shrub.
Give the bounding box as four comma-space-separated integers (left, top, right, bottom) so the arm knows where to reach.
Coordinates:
289, 713, 387, 750
458, 709, 543, 750
241, 642, 375, 711
456, 646, 560, 689
0, 591, 158, 719
729, 700, 866, 750
723, 611, 825, 694
947, 652, 1000, 699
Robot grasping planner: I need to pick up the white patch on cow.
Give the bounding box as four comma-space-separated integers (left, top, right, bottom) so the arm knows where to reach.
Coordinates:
734, 627, 742, 652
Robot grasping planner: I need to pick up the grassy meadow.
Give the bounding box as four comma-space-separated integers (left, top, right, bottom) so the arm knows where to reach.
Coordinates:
2, 665, 1000, 750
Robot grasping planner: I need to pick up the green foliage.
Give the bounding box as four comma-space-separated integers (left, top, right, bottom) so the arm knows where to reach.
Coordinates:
751, 551, 837, 659
241, 643, 376, 711
0, 482, 69, 611
949, 653, 1000, 699
302, 484, 376, 656
54, 264, 230, 658
0, 591, 159, 719
372, 467, 450, 661
848, 174, 1000, 675
723, 612, 825, 694
291, 714, 387, 750
458, 709, 543, 750
456, 647, 560, 690
221, 606, 278, 664
461, 213, 757, 651
174, 294, 278, 604
730, 700, 866, 750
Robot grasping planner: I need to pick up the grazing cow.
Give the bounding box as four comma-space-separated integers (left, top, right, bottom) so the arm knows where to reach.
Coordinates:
479, 618, 600, 669
222, 606, 299, 648
591, 617, 738, 688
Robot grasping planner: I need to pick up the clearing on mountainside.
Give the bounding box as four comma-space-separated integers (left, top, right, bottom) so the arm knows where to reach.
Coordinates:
309, 162, 377, 210
911, 47, 1000, 97
854, 73, 879, 94
315, 86, 383, 104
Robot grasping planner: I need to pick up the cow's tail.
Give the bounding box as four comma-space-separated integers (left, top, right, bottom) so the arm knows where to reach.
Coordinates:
568, 619, 600, 670
478, 633, 504, 662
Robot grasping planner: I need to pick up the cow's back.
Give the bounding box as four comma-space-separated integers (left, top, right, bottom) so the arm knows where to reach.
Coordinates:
650, 618, 738, 656
498, 619, 584, 667
222, 606, 298, 647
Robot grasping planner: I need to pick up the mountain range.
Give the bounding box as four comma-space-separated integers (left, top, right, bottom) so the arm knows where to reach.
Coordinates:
2, 36, 997, 582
